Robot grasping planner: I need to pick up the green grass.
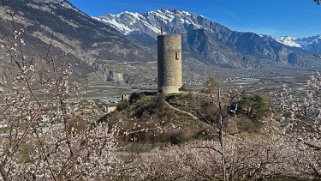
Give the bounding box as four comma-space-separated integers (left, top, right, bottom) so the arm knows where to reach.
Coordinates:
0, 126, 11, 133
19, 143, 33, 163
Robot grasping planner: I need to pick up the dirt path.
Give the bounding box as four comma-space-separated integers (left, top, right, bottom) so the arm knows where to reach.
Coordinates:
164, 101, 199, 120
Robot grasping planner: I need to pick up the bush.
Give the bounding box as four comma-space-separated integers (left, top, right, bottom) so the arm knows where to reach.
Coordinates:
129, 92, 158, 104
238, 94, 269, 120
179, 85, 189, 92
129, 92, 145, 104
202, 77, 218, 94
117, 101, 129, 111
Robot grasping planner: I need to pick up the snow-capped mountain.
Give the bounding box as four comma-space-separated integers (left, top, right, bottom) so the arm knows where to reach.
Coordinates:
275, 36, 302, 48
276, 35, 321, 53
93, 9, 206, 38
94, 9, 315, 68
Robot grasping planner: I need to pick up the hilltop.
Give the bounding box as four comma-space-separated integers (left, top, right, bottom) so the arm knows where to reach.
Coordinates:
99, 92, 278, 145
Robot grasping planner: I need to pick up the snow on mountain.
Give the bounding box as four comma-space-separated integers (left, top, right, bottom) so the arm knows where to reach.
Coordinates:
94, 8, 321, 55
276, 35, 321, 52
93, 9, 315, 68
275, 36, 302, 47
93, 9, 208, 38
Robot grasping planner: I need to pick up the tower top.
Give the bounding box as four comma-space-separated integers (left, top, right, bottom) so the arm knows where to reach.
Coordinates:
157, 35, 182, 50
160, 24, 164, 35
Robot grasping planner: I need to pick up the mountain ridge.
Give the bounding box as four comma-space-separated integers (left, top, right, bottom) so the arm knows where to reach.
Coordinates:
94, 9, 316, 68
0, 0, 156, 83
275, 35, 321, 53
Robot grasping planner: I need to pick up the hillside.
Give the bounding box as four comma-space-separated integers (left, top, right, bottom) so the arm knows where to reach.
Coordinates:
0, 2, 317, 85
99, 92, 273, 144
0, 0, 155, 80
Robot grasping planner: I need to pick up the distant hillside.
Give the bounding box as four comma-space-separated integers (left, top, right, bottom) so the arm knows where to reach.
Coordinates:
0, 1, 318, 85
0, 0, 155, 79
95, 9, 316, 68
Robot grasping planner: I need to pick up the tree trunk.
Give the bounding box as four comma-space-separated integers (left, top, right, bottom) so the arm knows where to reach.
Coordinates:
217, 88, 226, 181
0, 165, 9, 181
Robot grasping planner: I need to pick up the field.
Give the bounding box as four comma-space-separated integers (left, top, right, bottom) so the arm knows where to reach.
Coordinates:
79, 65, 319, 99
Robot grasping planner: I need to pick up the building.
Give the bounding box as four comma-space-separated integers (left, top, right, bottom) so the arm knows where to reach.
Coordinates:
157, 34, 182, 94
121, 94, 130, 102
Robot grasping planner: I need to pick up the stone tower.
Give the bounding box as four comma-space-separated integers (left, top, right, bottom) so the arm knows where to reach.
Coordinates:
157, 34, 182, 94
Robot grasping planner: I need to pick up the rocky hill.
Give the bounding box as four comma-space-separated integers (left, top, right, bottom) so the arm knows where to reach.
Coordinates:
99, 92, 273, 144
95, 9, 315, 68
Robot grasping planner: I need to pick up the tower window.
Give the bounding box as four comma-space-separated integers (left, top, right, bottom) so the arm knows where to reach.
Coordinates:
175, 52, 180, 60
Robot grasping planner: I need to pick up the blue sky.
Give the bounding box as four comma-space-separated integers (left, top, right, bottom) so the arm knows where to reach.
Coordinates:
69, 0, 321, 38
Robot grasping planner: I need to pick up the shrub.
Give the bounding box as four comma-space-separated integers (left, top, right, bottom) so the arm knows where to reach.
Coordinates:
117, 101, 130, 111
179, 85, 189, 92
202, 77, 219, 94
238, 94, 269, 120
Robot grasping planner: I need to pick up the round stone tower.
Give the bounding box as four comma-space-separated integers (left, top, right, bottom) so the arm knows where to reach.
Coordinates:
157, 34, 182, 94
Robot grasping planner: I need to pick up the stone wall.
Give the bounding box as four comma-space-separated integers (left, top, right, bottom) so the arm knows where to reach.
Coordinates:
157, 35, 182, 94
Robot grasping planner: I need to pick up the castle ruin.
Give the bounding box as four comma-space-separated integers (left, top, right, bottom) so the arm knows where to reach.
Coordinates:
157, 34, 182, 94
